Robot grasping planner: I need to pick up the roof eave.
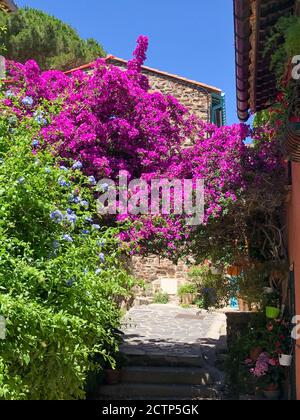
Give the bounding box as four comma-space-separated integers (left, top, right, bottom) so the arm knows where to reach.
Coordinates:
65, 56, 223, 95
234, 0, 251, 122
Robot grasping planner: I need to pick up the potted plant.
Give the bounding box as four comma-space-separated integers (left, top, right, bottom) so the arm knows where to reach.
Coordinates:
277, 328, 293, 367
279, 353, 293, 367
265, 290, 281, 320
178, 283, 197, 305
248, 352, 283, 400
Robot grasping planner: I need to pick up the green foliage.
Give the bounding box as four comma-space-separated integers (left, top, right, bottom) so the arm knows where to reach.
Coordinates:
265, 16, 300, 86
153, 291, 169, 305
177, 283, 197, 297
188, 265, 232, 309
225, 314, 266, 396
238, 262, 287, 309
0, 95, 135, 399
0, 8, 105, 70
0, 24, 6, 55
225, 317, 290, 395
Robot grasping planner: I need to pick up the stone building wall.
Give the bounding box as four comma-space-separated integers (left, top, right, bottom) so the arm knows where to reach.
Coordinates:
144, 72, 211, 122
131, 255, 189, 283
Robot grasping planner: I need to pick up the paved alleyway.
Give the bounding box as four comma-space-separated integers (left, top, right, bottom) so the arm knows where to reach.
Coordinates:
121, 304, 227, 361
100, 304, 228, 400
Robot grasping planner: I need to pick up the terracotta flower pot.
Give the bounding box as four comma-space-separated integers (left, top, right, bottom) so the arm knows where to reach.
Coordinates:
105, 369, 122, 385
181, 293, 196, 305
266, 306, 280, 320
227, 265, 241, 277
279, 354, 293, 367
238, 297, 250, 312
263, 384, 281, 400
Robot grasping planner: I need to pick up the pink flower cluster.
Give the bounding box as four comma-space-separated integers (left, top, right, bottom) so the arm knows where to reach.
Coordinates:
250, 353, 279, 378
1, 36, 285, 256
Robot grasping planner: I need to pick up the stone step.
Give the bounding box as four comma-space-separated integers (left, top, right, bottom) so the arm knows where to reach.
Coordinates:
133, 297, 154, 307
122, 351, 204, 368
122, 366, 215, 386
99, 383, 219, 400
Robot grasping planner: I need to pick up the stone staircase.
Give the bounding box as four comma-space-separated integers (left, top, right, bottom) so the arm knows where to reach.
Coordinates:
98, 305, 227, 400
99, 349, 223, 400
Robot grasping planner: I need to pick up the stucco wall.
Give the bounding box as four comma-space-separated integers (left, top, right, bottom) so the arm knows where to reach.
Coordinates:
288, 162, 300, 400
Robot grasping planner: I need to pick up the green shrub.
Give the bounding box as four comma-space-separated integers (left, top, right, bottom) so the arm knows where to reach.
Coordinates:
188, 265, 231, 309
0, 93, 135, 399
177, 283, 197, 297
153, 291, 169, 304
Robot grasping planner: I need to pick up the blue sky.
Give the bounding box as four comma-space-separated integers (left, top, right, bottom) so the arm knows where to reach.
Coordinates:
17, 0, 238, 125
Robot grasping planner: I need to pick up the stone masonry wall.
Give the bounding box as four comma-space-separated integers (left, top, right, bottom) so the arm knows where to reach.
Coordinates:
145, 71, 211, 122
131, 255, 189, 283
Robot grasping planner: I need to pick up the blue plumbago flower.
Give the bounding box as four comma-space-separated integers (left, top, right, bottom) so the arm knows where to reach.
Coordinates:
99, 183, 109, 193
68, 195, 80, 203
45, 167, 51, 174
82, 230, 90, 235
22, 96, 34, 107
66, 278, 75, 287
34, 112, 47, 126
99, 253, 105, 263
66, 208, 73, 215
67, 213, 77, 224
95, 268, 102, 275
50, 210, 64, 223
53, 240, 60, 250
58, 177, 70, 188
72, 161, 83, 170
60, 166, 69, 172
88, 176, 97, 186
32, 139, 40, 148
17, 177, 25, 184
97, 239, 106, 247
34, 110, 45, 117
5, 90, 14, 98
92, 224, 100, 230
63, 234, 73, 243
81, 200, 89, 209
85, 216, 93, 224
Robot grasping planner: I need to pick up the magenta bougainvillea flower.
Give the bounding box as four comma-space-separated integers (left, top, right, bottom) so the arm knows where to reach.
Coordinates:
1, 36, 285, 256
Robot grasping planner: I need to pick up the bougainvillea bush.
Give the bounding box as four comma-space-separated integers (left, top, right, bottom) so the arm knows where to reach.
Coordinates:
0, 88, 135, 399
3, 35, 286, 258
3, 35, 284, 264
